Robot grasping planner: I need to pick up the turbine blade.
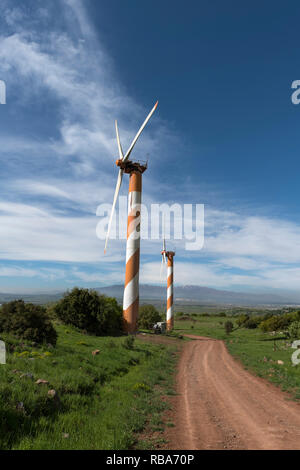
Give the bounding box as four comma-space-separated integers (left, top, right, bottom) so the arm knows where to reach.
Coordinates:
160, 256, 164, 281
162, 214, 166, 256
115, 120, 124, 160
123, 101, 158, 162
104, 169, 123, 253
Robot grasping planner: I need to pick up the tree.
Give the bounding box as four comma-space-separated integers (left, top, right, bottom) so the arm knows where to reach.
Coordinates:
243, 317, 261, 329
54, 288, 122, 335
138, 305, 161, 330
0, 300, 57, 345
236, 314, 249, 327
287, 321, 300, 339
260, 313, 296, 333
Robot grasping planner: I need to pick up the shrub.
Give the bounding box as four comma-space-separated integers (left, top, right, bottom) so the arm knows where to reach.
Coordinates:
287, 321, 300, 339
260, 313, 296, 333
0, 300, 57, 345
122, 335, 135, 350
138, 305, 161, 329
236, 314, 249, 327
224, 321, 234, 335
243, 317, 261, 329
132, 382, 151, 393
54, 288, 122, 336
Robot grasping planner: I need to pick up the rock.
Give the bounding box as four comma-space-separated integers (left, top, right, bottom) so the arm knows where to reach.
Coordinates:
92, 350, 100, 356
48, 389, 60, 408
20, 373, 33, 380
277, 360, 284, 365
35, 379, 49, 385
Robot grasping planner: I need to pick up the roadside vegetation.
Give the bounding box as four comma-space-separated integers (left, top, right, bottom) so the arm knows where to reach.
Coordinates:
0, 293, 179, 450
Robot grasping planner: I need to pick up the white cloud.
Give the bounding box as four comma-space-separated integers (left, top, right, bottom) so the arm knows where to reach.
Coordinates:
1, 0, 300, 295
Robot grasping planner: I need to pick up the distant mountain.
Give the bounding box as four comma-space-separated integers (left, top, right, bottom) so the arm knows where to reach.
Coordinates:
0, 284, 298, 306
96, 284, 297, 306
0, 292, 63, 305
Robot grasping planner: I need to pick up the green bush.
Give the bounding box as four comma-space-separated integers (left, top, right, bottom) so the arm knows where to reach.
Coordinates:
260, 312, 296, 333
138, 305, 161, 330
244, 317, 261, 329
224, 321, 234, 335
287, 321, 300, 339
0, 300, 57, 345
54, 288, 122, 336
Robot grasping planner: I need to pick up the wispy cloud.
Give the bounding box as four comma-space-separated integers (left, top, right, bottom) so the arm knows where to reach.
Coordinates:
0, 0, 300, 296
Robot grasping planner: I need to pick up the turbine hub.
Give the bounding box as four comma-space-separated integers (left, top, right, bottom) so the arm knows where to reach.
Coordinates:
116, 159, 147, 174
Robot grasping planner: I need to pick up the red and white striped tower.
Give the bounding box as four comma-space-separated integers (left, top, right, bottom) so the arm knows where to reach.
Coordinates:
161, 244, 175, 331
166, 252, 175, 331
104, 102, 158, 334
118, 163, 146, 333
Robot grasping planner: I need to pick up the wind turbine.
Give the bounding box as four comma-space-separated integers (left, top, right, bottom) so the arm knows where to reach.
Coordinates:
105, 101, 158, 333
161, 237, 175, 331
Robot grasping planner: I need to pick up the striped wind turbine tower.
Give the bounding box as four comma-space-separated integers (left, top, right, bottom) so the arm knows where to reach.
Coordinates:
161, 238, 175, 331
104, 101, 158, 333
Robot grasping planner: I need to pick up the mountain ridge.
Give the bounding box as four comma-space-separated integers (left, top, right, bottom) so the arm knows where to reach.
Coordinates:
0, 284, 299, 306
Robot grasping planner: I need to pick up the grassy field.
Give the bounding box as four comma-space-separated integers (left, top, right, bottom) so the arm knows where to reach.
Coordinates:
0, 324, 180, 450
174, 315, 300, 400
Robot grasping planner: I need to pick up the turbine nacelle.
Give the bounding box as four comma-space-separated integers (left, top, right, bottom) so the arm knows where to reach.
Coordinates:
162, 250, 175, 260
116, 159, 147, 174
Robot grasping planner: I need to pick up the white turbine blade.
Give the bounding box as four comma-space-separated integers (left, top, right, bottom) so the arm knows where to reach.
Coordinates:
104, 169, 123, 254
162, 215, 166, 262
123, 101, 158, 162
160, 256, 164, 281
115, 120, 124, 160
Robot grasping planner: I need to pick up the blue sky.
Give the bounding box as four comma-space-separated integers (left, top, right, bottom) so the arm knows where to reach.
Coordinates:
1, 0, 300, 296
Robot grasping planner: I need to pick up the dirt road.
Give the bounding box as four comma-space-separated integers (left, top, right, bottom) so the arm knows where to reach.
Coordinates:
164, 335, 300, 450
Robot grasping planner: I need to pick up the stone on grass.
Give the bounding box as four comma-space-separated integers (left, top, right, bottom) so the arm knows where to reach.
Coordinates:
35, 379, 49, 385
20, 373, 33, 379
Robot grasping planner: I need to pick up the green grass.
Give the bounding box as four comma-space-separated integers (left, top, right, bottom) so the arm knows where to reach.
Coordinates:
0, 324, 179, 449
175, 315, 300, 399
